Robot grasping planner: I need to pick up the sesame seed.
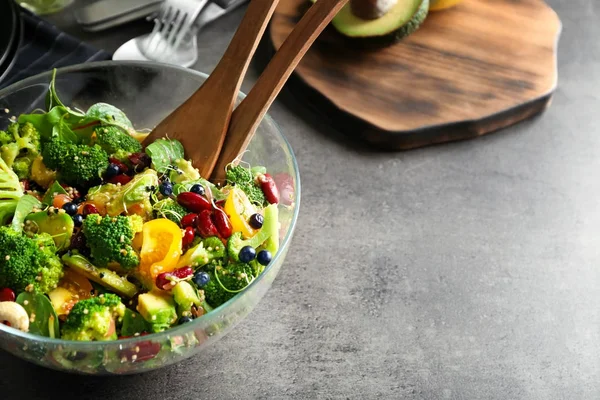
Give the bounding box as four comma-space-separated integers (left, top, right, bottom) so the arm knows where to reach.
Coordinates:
30, 313, 36, 323
73, 156, 79, 161
4, 255, 9, 261
120, 235, 125, 243
120, 356, 127, 363
83, 309, 89, 315
151, 315, 157, 321
3, 108, 8, 114
134, 332, 140, 337
25, 284, 34, 292
207, 247, 213, 251
134, 346, 140, 353
23, 300, 29, 306
131, 355, 138, 361
81, 151, 89, 156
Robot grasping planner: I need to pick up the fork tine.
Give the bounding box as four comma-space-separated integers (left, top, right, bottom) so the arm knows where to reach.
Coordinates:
171, 0, 208, 52
156, 6, 179, 57
144, 4, 172, 55
167, 12, 188, 48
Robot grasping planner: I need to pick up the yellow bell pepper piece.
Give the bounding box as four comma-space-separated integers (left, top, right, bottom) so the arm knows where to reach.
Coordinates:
224, 187, 258, 239
137, 219, 183, 289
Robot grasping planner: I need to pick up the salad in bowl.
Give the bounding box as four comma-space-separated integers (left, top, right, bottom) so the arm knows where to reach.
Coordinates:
0, 67, 296, 369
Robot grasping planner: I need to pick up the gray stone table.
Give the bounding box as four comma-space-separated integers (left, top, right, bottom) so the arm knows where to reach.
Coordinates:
1, 0, 599, 398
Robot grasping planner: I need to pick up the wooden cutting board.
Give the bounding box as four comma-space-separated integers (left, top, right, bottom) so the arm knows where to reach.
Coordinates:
268, 0, 561, 149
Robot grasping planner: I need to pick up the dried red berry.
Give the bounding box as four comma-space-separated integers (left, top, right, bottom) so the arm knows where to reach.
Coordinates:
109, 158, 129, 174
172, 266, 194, 280
0, 288, 16, 302
128, 152, 151, 171
108, 174, 132, 185
82, 203, 99, 216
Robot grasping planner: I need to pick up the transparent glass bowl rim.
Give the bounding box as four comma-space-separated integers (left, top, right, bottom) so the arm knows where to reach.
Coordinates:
0, 60, 301, 348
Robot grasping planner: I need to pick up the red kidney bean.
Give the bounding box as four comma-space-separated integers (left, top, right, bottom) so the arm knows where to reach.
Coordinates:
0, 288, 15, 302
180, 213, 198, 228
108, 174, 132, 185
196, 210, 219, 238
82, 203, 99, 216
212, 208, 232, 239
177, 192, 211, 213
257, 173, 279, 204
182, 226, 195, 247
274, 173, 294, 206
109, 157, 129, 174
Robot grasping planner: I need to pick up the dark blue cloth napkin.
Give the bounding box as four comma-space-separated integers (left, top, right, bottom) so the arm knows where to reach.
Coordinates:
0, 6, 112, 89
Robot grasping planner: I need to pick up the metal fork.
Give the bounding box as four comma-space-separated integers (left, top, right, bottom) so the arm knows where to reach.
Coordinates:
140, 0, 207, 64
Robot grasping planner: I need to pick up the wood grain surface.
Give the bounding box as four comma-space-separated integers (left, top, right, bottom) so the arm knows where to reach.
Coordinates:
268, 0, 561, 149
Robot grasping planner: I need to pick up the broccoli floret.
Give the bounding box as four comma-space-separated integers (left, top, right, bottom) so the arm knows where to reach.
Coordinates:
86, 169, 158, 218
0, 227, 63, 294
177, 236, 226, 268
225, 165, 266, 206
168, 159, 200, 184
0, 156, 23, 224
92, 126, 142, 161
202, 262, 255, 308
61, 294, 126, 341
0, 122, 41, 179
227, 204, 279, 262
153, 198, 187, 224
41, 139, 109, 187
82, 214, 143, 270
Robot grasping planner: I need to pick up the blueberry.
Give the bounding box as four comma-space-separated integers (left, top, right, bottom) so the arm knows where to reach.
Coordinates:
62, 202, 78, 216
190, 184, 205, 196
178, 316, 193, 324
248, 213, 264, 229
159, 181, 173, 196
192, 271, 210, 288
257, 250, 272, 266
105, 163, 120, 178
239, 246, 256, 263
72, 214, 84, 227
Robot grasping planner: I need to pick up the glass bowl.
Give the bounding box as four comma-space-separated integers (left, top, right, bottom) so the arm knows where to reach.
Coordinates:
0, 61, 300, 375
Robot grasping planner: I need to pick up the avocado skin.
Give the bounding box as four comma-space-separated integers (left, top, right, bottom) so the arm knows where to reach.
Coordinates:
332, 0, 429, 47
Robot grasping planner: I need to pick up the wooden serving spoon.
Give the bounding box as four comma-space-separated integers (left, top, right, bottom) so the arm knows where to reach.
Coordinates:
142, 0, 281, 178
210, 0, 348, 182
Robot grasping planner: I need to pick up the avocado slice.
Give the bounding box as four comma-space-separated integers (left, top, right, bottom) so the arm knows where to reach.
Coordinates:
62, 253, 139, 298
318, 0, 429, 43
136, 291, 178, 333
121, 309, 151, 337
172, 281, 202, 316
24, 210, 74, 251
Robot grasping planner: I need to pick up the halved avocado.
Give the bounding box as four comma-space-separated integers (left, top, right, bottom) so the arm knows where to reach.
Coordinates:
315, 0, 429, 43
